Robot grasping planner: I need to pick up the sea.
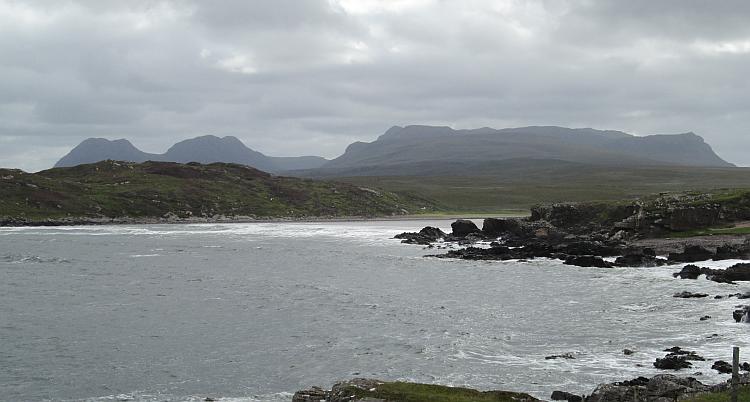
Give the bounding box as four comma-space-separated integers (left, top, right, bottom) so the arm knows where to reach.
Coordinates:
1, 220, 748, 401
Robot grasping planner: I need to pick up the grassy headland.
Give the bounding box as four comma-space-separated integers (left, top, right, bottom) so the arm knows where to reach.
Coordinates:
0, 160, 436, 224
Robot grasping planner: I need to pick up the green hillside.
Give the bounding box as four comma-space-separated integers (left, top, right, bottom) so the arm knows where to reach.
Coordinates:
0, 160, 435, 224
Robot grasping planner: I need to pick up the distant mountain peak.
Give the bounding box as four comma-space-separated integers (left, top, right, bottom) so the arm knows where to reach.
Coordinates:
55, 135, 329, 172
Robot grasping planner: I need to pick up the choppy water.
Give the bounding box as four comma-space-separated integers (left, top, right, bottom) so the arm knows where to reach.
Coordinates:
1, 220, 749, 402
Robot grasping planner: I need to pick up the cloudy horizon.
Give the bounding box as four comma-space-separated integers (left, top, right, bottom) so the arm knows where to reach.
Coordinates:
1, 0, 749, 171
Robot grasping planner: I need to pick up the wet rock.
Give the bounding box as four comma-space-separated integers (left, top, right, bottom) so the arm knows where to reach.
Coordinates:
662, 347, 705, 361
654, 356, 692, 370
712, 360, 733, 374
394, 226, 446, 245
614, 251, 667, 267
654, 348, 704, 371
564, 255, 613, 268
672, 264, 703, 279
707, 263, 750, 283
615, 377, 650, 387
668, 245, 715, 263
673, 291, 709, 298
550, 390, 582, 402
292, 386, 328, 402
700, 315, 711, 321
545, 352, 576, 360
451, 219, 480, 237
623, 349, 635, 356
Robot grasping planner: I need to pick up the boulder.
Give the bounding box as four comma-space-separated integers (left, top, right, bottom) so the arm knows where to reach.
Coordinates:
672, 265, 703, 279
564, 255, 613, 268
668, 245, 715, 263
615, 253, 667, 267
710, 263, 750, 283
654, 356, 692, 370
451, 219, 480, 237
712, 360, 733, 374
394, 226, 446, 244
550, 390, 582, 402
482, 218, 528, 237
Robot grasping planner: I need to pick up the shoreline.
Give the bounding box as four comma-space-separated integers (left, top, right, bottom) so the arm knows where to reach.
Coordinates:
0, 212, 527, 228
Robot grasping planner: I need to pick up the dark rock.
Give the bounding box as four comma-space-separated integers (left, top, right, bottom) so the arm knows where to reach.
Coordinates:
614, 376, 650, 387
715, 243, 750, 260
451, 219, 480, 237
742, 362, 750, 371
654, 356, 692, 370
550, 390, 582, 402
563, 255, 613, 268
482, 218, 531, 238
712, 360, 733, 374
673, 264, 703, 279
615, 252, 667, 267
394, 226, 446, 245
545, 352, 576, 360
662, 347, 705, 361
623, 349, 635, 356
668, 245, 715, 263
673, 291, 709, 298
708, 263, 750, 283
700, 315, 711, 321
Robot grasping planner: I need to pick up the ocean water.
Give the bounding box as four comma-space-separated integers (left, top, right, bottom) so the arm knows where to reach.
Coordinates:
1, 220, 749, 402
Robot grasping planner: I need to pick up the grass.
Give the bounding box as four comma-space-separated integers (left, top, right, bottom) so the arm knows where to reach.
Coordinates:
0, 161, 438, 222
336, 164, 750, 212
339, 382, 539, 402
683, 385, 750, 402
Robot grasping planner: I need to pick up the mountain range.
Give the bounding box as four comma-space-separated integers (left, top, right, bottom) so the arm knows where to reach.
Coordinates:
54, 135, 329, 172
55, 126, 734, 176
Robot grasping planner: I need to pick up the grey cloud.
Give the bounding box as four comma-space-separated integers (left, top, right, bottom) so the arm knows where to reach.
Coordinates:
0, 0, 748, 171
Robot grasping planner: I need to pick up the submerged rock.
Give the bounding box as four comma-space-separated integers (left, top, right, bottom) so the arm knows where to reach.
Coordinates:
673, 291, 709, 298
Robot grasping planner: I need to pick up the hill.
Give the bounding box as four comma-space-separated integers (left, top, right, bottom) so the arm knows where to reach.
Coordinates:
0, 161, 434, 225
54, 135, 329, 172
308, 125, 732, 177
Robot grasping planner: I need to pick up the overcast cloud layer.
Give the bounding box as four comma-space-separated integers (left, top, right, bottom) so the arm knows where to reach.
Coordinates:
1, 0, 749, 171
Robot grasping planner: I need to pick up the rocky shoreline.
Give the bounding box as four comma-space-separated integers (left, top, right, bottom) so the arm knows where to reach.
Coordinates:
380, 195, 750, 402
294, 373, 750, 402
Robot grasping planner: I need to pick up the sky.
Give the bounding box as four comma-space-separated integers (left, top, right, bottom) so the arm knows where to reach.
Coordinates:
1, 0, 749, 171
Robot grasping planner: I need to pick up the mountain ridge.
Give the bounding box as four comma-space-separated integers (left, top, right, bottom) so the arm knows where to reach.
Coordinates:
315, 125, 733, 175
54, 135, 329, 172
